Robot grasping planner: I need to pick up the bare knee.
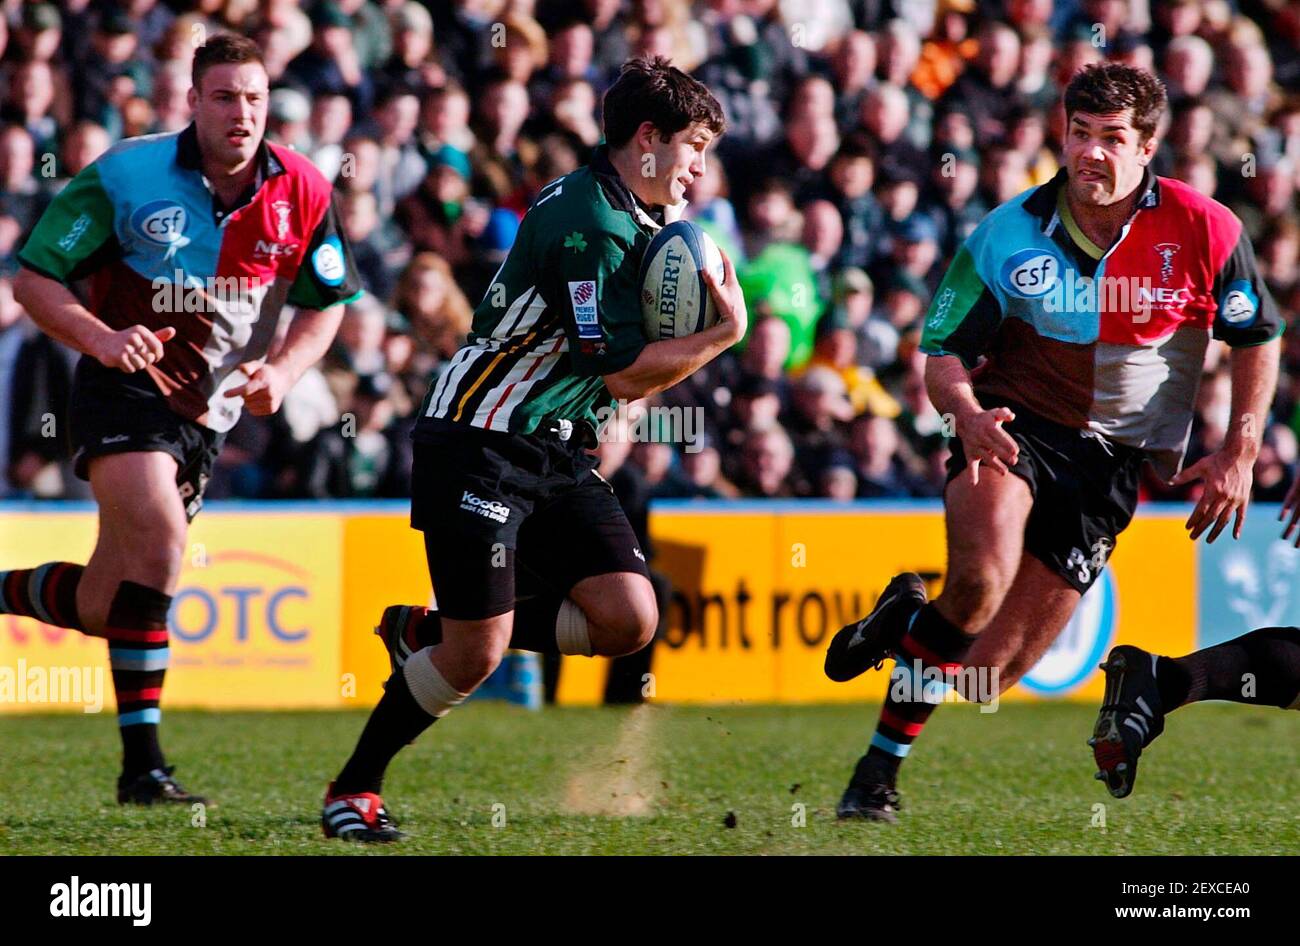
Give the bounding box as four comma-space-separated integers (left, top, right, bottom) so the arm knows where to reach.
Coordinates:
570, 574, 659, 657
938, 567, 1014, 631
78, 527, 185, 631
590, 591, 658, 657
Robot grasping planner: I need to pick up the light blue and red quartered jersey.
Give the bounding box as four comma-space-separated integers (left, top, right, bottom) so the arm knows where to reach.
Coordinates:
18, 123, 363, 431
921, 168, 1283, 479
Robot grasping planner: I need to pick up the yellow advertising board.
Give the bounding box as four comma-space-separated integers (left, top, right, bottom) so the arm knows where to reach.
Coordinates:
339, 514, 432, 706
0, 511, 345, 711
0, 502, 1199, 710
558, 503, 1197, 705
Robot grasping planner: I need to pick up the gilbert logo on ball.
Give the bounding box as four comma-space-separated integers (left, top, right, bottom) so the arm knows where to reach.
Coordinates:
639, 220, 724, 341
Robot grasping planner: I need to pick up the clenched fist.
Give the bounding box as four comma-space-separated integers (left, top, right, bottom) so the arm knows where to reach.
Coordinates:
94, 325, 176, 373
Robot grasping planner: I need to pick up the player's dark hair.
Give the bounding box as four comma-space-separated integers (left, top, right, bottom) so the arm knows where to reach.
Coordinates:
602, 56, 725, 148
192, 33, 265, 93
1064, 63, 1167, 142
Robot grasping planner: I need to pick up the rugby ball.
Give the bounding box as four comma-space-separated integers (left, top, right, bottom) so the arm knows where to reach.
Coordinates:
639, 220, 725, 341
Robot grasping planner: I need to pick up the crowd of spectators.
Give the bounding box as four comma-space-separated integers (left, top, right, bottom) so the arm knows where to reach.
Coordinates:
0, 0, 1298, 508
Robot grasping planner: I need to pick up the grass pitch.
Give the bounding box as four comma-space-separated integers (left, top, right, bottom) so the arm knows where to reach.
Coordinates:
1, 701, 1295, 855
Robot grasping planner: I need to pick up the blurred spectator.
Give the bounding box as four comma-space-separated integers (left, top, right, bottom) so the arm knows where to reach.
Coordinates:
77, 11, 152, 137
939, 20, 1022, 141
151, 61, 193, 134
417, 82, 474, 157
378, 2, 447, 94
367, 85, 426, 213
285, 3, 375, 116
0, 126, 46, 265
304, 92, 353, 181
733, 423, 801, 498
300, 371, 409, 498
849, 412, 921, 499
0, 276, 29, 497
1254, 423, 1298, 503
55, 122, 110, 189
267, 87, 312, 151
6, 61, 60, 157
859, 83, 923, 185
343, 189, 408, 305
831, 30, 876, 130
468, 74, 534, 210
392, 252, 473, 359
14, 4, 65, 67
396, 144, 490, 278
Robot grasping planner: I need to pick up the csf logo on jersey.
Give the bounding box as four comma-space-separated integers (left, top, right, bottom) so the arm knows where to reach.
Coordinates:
131, 200, 190, 261
1000, 248, 1062, 298
568, 280, 601, 340
1219, 279, 1259, 327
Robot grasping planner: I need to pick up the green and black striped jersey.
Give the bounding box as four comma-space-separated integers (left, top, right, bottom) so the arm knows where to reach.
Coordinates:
415, 146, 660, 438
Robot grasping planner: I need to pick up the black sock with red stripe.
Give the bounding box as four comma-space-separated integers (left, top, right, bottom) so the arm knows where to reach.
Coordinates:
0, 562, 84, 630
106, 582, 172, 778
862, 603, 979, 785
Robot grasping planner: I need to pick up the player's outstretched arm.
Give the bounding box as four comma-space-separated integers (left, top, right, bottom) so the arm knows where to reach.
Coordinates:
13, 266, 175, 373
603, 251, 747, 402
1171, 337, 1280, 543
225, 304, 346, 416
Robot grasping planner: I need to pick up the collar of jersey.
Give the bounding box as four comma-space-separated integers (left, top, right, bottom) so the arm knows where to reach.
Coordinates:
589, 143, 663, 228
176, 121, 285, 198
1024, 166, 1159, 227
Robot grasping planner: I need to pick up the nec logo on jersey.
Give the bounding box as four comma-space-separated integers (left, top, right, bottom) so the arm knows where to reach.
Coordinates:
1219, 280, 1259, 325
253, 240, 299, 260
1135, 285, 1190, 309
1000, 249, 1061, 298
568, 280, 601, 339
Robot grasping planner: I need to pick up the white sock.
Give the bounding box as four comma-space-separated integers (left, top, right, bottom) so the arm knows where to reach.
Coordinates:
403, 647, 468, 718
555, 600, 593, 656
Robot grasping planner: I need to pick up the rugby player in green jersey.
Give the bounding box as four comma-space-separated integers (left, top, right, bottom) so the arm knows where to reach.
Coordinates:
322, 58, 746, 842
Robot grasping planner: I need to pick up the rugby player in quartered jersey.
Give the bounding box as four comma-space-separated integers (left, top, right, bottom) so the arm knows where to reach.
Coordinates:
322, 58, 747, 842
823, 64, 1285, 821
0, 36, 361, 807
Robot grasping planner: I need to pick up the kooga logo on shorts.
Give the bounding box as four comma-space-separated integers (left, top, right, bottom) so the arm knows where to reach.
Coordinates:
460, 491, 511, 523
